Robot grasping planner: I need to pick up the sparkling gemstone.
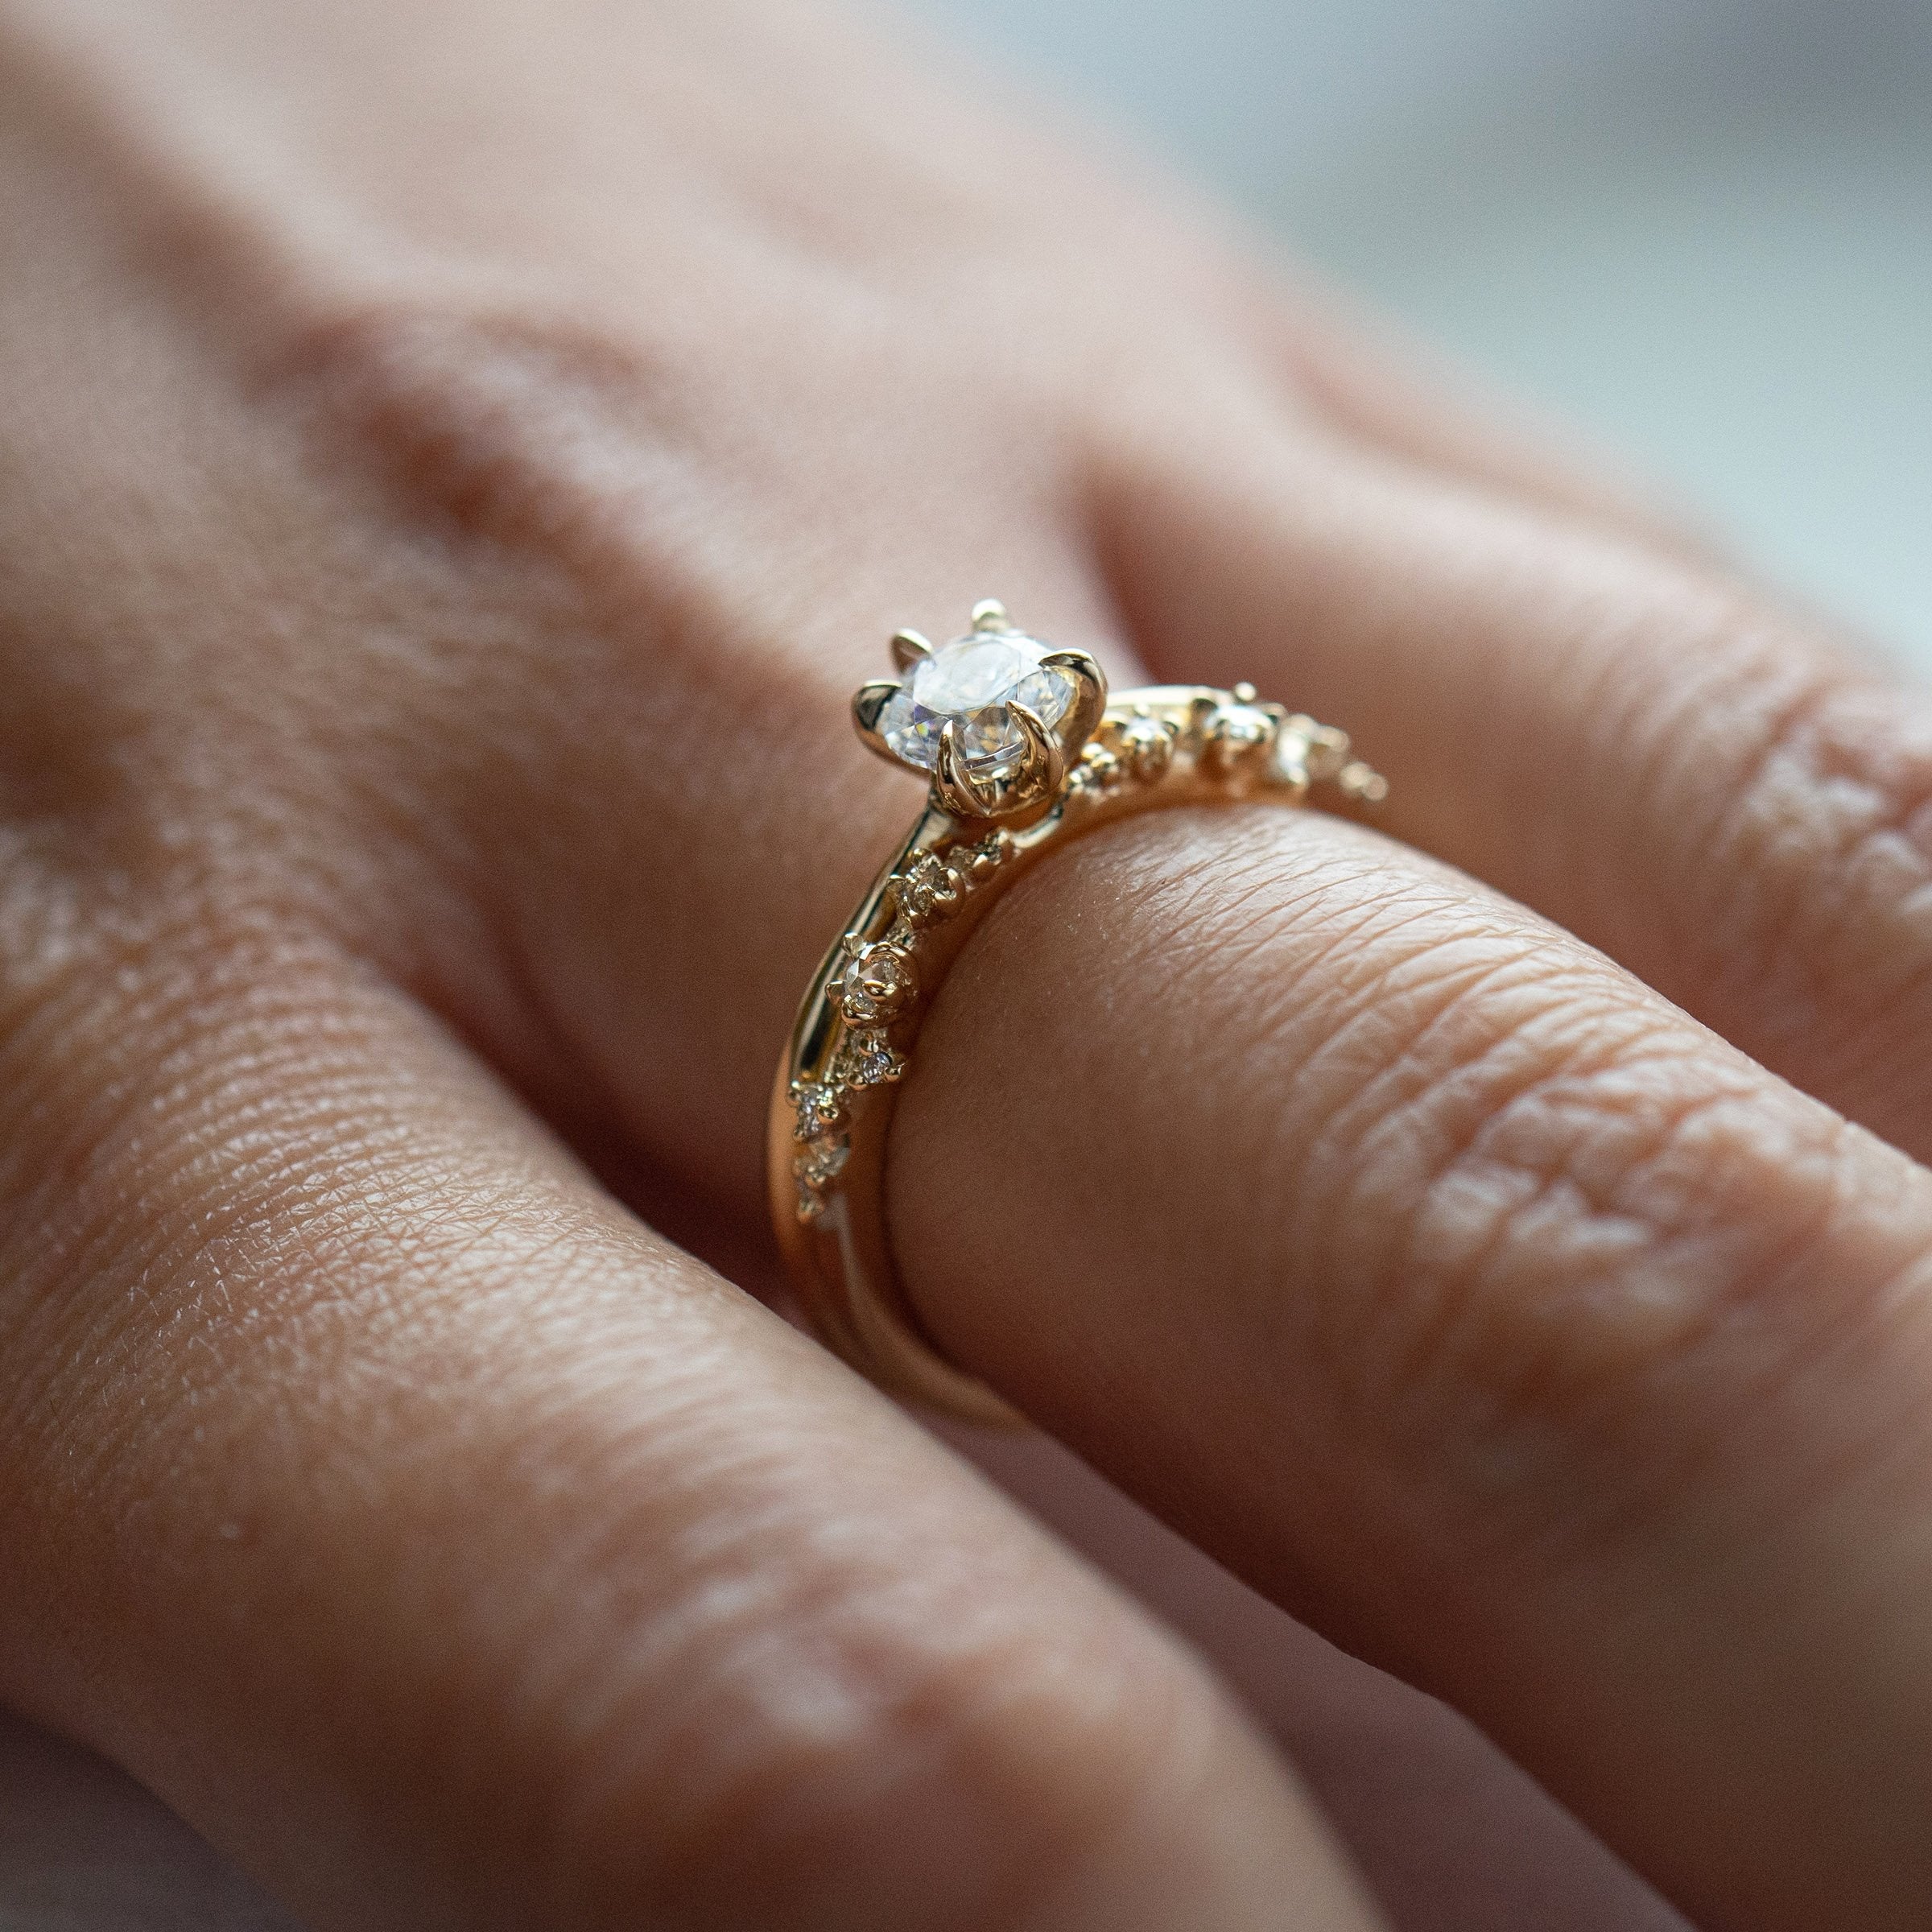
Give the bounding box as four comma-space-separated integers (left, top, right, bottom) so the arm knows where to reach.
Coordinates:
879, 632, 1076, 778
835, 944, 916, 1025
1073, 744, 1120, 791
1268, 729, 1311, 791
841, 1031, 903, 1087
895, 853, 961, 924
794, 1130, 851, 1221
795, 1136, 849, 1188
791, 1081, 844, 1140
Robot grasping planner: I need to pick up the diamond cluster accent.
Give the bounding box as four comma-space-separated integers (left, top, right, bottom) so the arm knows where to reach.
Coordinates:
790, 828, 1015, 1220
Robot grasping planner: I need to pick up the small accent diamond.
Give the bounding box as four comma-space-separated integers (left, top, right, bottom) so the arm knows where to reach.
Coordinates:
1206, 702, 1275, 762
793, 1128, 851, 1222
840, 1031, 904, 1087
796, 1135, 849, 1187
1075, 743, 1121, 791
791, 1080, 844, 1141
895, 852, 962, 925
832, 943, 917, 1025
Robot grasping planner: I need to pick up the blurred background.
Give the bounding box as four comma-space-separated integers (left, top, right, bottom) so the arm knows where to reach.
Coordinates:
6, 1, 1927, 1926
924, 0, 1932, 666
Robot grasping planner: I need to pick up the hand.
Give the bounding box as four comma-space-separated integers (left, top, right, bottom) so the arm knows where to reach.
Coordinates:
1, 2, 1928, 1928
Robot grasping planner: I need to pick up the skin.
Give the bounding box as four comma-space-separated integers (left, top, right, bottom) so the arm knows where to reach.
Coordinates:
0, 0, 1930, 1926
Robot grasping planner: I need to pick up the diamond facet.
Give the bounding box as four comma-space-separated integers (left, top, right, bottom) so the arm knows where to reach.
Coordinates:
894, 852, 961, 924
878, 632, 1076, 779
1268, 739, 1310, 793
796, 1136, 849, 1188
833, 943, 916, 1025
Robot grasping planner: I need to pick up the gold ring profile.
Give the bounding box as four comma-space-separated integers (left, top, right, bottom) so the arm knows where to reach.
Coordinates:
767, 600, 1385, 1425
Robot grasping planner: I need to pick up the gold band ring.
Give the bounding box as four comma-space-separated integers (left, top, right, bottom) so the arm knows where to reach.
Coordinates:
767, 601, 1385, 1425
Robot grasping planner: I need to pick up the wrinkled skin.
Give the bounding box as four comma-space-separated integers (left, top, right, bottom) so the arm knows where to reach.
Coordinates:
3, 2, 1932, 1929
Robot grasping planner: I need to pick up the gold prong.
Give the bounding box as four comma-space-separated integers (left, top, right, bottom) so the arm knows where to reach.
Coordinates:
890, 629, 933, 670
1040, 649, 1107, 758
1009, 701, 1067, 799
935, 718, 998, 819
970, 599, 1010, 633
852, 679, 902, 764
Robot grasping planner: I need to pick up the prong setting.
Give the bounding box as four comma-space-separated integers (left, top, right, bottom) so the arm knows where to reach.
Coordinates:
852, 679, 904, 765
1008, 701, 1067, 799
1041, 649, 1107, 755
935, 717, 1001, 818
1201, 693, 1278, 775
858, 602, 1103, 822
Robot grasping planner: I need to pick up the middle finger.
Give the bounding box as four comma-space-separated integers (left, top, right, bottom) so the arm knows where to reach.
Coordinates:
1103, 416, 1932, 1163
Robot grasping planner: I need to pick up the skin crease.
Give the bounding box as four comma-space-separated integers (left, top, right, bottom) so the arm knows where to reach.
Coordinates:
6, 1, 1932, 1930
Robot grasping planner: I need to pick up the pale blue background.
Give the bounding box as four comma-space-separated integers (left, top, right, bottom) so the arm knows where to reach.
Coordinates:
924, 0, 1932, 663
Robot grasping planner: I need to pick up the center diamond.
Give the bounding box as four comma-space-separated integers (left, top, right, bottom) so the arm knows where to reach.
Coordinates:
879, 632, 1075, 779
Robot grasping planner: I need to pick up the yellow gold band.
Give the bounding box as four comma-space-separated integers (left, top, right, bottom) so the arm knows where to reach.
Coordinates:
767, 605, 1384, 1424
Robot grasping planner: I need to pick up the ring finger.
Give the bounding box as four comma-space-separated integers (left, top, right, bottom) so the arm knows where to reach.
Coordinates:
894, 800, 1932, 1932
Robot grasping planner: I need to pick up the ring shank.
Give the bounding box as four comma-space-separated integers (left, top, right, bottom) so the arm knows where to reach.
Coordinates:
767, 684, 1381, 1424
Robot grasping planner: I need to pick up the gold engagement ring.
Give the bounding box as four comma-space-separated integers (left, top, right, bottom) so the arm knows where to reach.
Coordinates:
767, 601, 1385, 1425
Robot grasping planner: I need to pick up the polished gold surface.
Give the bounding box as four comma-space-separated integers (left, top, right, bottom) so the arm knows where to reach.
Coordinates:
769, 604, 1386, 1425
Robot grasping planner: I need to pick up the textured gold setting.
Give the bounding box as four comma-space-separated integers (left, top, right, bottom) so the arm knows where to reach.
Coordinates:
769, 605, 1386, 1424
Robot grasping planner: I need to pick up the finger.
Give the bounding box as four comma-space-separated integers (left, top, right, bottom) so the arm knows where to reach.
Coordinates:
0, 105, 1149, 1216
0, 923, 1381, 1932
0, 39, 1378, 1926
961, 1431, 1696, 1932
0, 1709, 297, 1930
255, 302, 1152, 1200
1099, 417, 1932, 1160
889, 805, 1932, 1932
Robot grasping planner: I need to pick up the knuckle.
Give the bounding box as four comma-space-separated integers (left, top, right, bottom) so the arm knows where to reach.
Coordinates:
0, 840, 110, 1055
0, 918, 387, 1408
1297, 923, 1878, 1530
931, 804, 1921, 1559
1707, 668, 1932, 1022
261, 291, 706, 569
534, 1532, 1223, 1931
